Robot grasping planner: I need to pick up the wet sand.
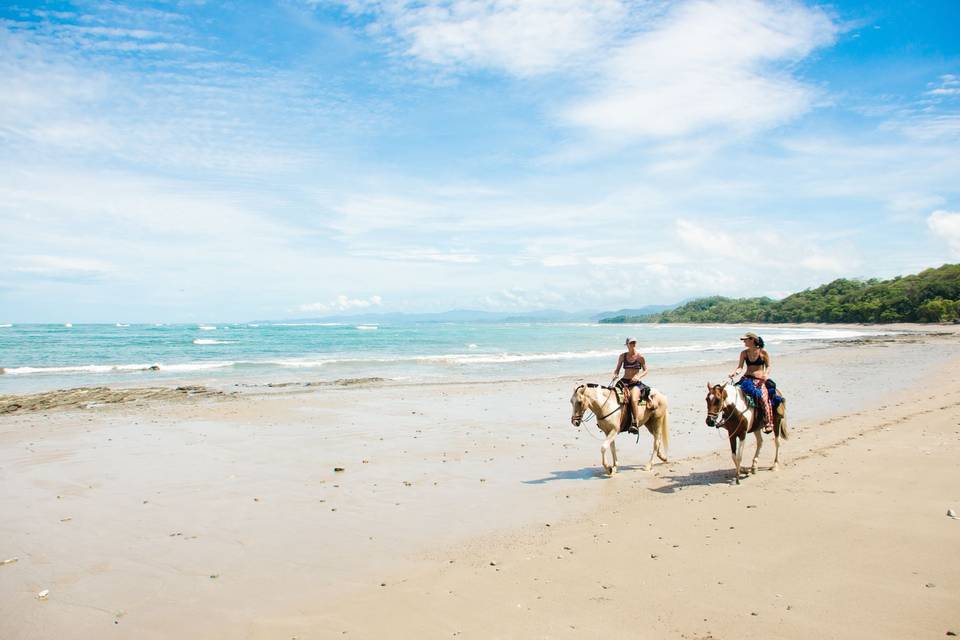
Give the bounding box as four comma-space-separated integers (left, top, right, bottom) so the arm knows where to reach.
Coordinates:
1, 329, 958, 639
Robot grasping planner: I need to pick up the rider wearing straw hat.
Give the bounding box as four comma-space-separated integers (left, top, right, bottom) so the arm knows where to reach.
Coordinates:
612, 337, 654, 430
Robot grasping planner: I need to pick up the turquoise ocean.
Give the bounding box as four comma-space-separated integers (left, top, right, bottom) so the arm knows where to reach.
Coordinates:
0, 322, 890, 394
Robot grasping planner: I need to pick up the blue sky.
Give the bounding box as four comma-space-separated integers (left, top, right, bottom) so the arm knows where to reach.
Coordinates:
1, 0, 958, 322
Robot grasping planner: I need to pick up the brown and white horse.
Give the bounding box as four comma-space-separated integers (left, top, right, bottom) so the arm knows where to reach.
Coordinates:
704, 382, 788, 484
570, 383, 670, 475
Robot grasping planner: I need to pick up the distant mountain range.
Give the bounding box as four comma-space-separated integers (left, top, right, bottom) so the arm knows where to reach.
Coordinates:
259, 303, 681, 325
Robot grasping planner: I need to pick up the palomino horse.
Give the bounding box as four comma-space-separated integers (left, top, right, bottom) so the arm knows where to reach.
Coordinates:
570, 383, 670, 475
704, 382, 788, 484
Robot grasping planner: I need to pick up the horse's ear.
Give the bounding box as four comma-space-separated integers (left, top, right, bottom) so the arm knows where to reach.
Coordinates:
706, 383, 712, 392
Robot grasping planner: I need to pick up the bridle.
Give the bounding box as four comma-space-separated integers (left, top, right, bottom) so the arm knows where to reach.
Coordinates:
571, 384, 623, 428
706, 383, 736, 430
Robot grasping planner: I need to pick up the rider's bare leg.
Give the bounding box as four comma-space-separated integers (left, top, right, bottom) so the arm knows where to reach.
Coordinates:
761, 387, 773, 433
629, 387, 642, 428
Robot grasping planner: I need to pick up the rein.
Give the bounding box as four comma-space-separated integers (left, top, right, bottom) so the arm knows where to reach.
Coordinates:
596, 385, 623, 421
707, 382, 742, 440
572, 384, 624, 442
710, 405, 738, 435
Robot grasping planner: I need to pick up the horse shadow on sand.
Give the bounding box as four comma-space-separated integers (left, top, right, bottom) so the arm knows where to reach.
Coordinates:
650, 467, 743, 493
522, 464, 654, 484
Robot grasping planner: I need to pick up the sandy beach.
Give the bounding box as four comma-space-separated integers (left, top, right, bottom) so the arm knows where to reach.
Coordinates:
1, 328, 959, 639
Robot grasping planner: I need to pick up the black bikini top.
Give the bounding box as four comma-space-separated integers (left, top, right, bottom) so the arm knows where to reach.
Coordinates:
745, 350, 765, 367
623, 353, 644, 369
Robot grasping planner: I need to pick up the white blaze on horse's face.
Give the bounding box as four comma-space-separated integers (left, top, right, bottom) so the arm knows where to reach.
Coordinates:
705, 384, 725, 427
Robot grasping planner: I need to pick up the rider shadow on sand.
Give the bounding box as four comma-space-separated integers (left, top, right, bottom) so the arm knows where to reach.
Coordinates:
650, 468, 740, 493
523, 464, 650, 484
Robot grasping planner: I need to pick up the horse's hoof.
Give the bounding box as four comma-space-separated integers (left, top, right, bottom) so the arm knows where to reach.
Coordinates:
643, 464, 652, 472
604, 465, 613, 475
610, 466, 618, 475
771, 463, 780, 472
750, 466, 757, 474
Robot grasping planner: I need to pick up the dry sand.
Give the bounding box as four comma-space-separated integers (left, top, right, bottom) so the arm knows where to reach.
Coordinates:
1, 329, 958, 639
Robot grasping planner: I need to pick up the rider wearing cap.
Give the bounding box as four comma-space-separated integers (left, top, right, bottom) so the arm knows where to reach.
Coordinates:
613, 337, 654, 430
729, 332, 781, 433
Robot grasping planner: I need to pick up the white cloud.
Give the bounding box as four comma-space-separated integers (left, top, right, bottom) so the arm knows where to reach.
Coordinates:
894, 115, 960, 141
342, 1, 837, 141
925, 74, 960, 96
675, 218, 740, 257
480, 287, 567, 310
927, 210, 960, 256
541, 255, 581, 267
799, 253, 851, 273
13, 255, 113, 279
350, 247, 481, 263
299, 295, 384, 313
887, 193, 946, 219
563, 0, 838, 139
341, 0, 632, 76
674, 218, 859, 274
0, 20, 363, 175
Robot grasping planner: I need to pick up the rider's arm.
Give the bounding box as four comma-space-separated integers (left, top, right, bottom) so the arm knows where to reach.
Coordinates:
760, 350, 771, 381
637, 355, 648, 380
612, 353, 624, 379
730, 351, 746, 378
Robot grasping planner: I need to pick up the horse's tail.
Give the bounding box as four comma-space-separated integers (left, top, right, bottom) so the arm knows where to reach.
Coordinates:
778, 399, 789, 440
657, 399, 670, 461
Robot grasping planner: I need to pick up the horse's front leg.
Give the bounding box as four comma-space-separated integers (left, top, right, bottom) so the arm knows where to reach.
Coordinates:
751, 429, 763, 474
600, 429, 617, 475
733, 434, 747, 484
728, 430, 741, 485
609, 438, 618, 475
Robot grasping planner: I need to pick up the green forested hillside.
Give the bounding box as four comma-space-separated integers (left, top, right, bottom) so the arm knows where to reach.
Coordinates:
600, 264, 960, 324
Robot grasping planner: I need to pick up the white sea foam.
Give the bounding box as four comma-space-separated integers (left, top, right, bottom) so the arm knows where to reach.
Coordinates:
4, 363, 160, 375
198, 325, 217, 331
192, 339, 235, 345
64, 323, 72, 328
160, 361, 237, 372
0, 323, 12, 328
115, 323, 130, 327
271, 322, 343, 327
356, 325, 378, 330
410, 349, 621, 365
262, 359, 340, 368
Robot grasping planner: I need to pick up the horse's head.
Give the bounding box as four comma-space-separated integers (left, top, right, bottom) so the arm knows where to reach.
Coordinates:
570, 384, 588, 426
704, 383, 728, 427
